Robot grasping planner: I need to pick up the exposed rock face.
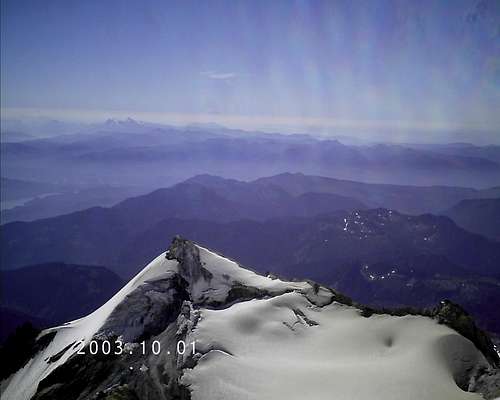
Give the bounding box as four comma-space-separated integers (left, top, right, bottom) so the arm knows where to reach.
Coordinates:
100, 273, 190, 343
166, 236, 213, 283
470, 369, 500, 400
175, 301, 200, 370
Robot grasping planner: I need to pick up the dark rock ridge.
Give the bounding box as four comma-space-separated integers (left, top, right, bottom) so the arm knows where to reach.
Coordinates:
166, 235, 213, 283
432, 300, 500, 369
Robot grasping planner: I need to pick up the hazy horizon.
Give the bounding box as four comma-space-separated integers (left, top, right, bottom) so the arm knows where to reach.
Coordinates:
2, 0, 499, 145
2, 113, 500, 146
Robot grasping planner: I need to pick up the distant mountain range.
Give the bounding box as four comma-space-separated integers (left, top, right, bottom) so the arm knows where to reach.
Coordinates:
253, 172, 500, 214
1, 184, 149, 224
2, 121, 500, 188
0, 177, 67, 203
0, 177, 367, 270
3, 172, 499, 223
405, 142, 500, 164
0, 263, 123, 341
2, 173, 499, 335
444, 198, 500, 241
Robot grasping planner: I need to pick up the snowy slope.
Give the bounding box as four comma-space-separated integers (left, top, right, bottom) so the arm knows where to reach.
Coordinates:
1, 237, 498, 400
183, 292, 485, 400
1, 253, 179, 400
0, 242, 313, 400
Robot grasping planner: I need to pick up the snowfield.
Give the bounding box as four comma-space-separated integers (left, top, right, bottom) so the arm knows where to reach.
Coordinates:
183, 291, 485, 400
1, 241, 495, 400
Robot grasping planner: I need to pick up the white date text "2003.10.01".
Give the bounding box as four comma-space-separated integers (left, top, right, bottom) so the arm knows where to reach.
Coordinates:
76, 340, 195, 356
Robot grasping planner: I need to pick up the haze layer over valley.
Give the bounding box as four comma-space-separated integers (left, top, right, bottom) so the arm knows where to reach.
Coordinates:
2, 119, 500, 194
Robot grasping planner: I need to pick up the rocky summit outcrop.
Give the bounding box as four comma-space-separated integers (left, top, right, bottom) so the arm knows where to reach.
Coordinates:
166, 236, 213, 284
1, 236, 499, 400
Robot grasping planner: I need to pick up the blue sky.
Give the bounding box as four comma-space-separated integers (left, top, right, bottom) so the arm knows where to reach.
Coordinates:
1, 0, 499, 142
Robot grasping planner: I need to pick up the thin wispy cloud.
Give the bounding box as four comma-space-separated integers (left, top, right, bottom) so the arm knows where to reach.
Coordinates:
200, 71, 239, 80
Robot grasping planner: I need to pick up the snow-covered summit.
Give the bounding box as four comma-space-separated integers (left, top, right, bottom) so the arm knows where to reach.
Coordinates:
165, 235, 329, 306
104, 117, 141, 127
1, 237, 499, 400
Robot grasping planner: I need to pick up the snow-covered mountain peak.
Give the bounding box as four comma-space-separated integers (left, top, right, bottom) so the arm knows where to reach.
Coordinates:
166, 236, 332, 306
104, 117, 141, 126
2, 236, 499, 400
